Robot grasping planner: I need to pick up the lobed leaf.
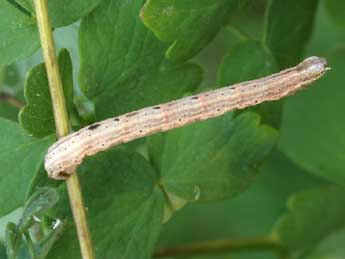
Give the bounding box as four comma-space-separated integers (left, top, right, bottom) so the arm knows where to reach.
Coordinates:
272, 186, 345, 256
156, 149, 326, 258
19, 49, 74, 138
149, 112, 278, 202
78, 0, 202, 120
140, 0, 246, 63
0, 0, 39, 65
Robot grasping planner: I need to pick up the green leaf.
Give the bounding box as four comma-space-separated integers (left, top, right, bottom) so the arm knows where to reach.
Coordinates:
2, 214, 65, 259
25, 164, 60, 200
272, 186, 345, 256
94, 62, 202, 120
79, 0, 202, 120
35, 220, 65, 259
0, 208, 23, 242
3, 65, 21, 87
0, 241, 6, 259
305, 227, 345, 259
0, 102, 19, 122
19, 49, 74, 137
157, 149, 325, 259
0, 117, 54, 217
47, 149, 164, 259
4, 224, 33, 259
217, 40, 281, 128
140, 0, 245, 63
0, 66, 4, 92
264, 0, 319, 67
19, 187, 59, 231
13, 0, 34, 13
279, 50, 345, 186
218, 41, 277, 86
0, 1, 39, 65
149, 112, 278, 202
48, 0, 101, 27
324, 0, 345, 28
303, 3, 345, 57
15, 0, 101, 27
5, 223, 21, 259
0, 64, 23, 121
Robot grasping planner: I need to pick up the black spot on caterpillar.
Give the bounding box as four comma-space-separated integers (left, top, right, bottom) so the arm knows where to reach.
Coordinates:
88, 124, 100, 130
126, 111, 139, 118
58, 171, 69, 178
45, 57, 328, 180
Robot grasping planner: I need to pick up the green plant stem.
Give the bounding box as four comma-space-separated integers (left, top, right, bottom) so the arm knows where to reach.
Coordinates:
33, 1, 95, 259
153, 235, 287, 258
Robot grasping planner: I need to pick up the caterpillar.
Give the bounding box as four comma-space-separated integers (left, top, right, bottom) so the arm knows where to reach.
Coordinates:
45, 56, 328, 180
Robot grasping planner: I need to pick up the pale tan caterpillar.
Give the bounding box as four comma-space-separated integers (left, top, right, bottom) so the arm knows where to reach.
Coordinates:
45, 56, 328, 180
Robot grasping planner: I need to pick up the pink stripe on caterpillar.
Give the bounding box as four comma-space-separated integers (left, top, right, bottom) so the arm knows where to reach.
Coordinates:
45, 56, 328, 179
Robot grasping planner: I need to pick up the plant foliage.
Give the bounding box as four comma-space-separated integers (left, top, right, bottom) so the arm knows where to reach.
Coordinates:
0, 0, 345, 259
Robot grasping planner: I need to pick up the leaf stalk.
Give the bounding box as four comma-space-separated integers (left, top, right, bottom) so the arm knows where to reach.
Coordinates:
153, 235, 288, 258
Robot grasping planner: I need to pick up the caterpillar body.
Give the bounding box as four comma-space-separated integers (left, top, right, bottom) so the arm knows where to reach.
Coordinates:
45, 56, 328, 179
